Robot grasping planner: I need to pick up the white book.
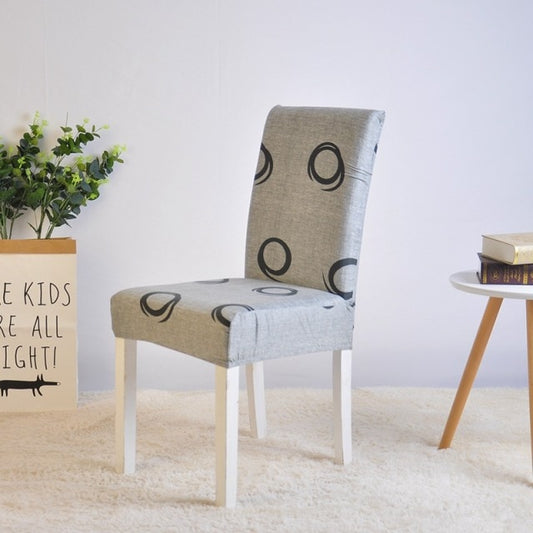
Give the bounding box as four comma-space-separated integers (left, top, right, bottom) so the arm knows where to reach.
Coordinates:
482, 232, 533, 265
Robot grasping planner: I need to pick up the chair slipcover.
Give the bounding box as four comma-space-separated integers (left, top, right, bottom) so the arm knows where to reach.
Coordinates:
111, 106, 385, 368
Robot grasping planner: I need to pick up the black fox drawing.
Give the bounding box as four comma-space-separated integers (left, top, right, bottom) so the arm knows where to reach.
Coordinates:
0, 374, 60, 397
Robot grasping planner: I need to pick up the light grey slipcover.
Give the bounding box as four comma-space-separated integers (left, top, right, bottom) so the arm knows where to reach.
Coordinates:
111, 106, 385, 368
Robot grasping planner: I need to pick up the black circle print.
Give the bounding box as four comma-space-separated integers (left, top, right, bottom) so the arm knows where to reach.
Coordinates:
211, 304, 254, 328
254, 143, 273, 185
323, 258, 357, 300
257, 237, 292, 280
252, 286, 298, 296
140, 292, 181, 323
307, 142, 345, 191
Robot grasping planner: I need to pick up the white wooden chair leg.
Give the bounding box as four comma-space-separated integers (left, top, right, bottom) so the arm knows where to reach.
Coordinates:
246, 362, 267, 438
215, 365, 240, 507
115, 337, 137, 474
333, 349, 352, 465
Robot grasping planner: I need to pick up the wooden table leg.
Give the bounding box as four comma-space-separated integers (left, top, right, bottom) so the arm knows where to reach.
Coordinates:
439, 297, 503, 449
525, 300, 533, 473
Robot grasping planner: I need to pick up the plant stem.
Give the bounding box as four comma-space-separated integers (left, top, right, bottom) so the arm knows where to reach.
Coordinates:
8, 218, 15, 239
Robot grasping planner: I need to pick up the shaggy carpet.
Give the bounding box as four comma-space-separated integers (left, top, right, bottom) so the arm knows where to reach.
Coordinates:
0, 388, 532, 532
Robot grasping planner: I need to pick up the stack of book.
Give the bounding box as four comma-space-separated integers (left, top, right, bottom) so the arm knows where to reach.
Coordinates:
478, 232, 533, 285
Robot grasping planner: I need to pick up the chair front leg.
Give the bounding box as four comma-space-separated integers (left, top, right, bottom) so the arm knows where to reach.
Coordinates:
215, 365, 240, 507
246, 362, 267, 438
115, 337, 137, 474
333, 349, 352, 465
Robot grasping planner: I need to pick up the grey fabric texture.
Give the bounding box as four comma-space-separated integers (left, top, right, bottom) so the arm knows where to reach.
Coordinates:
246, 106, 385, 300
111, 106, 385, 368
111, 279, 354, 368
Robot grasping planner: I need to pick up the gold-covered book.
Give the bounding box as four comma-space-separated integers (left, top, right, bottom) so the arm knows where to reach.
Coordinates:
481, 232, 533, 265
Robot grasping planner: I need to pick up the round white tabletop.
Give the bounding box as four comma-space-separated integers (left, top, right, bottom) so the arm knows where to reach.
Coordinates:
450, 270, 533, 300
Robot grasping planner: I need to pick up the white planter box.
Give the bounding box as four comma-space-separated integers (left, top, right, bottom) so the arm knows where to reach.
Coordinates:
0, 238, 77, 411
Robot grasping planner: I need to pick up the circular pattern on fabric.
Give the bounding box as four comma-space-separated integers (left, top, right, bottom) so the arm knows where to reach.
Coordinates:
307, 142, 345, 191
140, 292, 181, 323
254, 143, 273, 185
252, 286, 298, 296
257, 237, 292, 280
211, 304, 254, 328
323, 258, 357, 300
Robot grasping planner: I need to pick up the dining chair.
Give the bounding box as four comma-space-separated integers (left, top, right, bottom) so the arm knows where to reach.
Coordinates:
110, 105, 385, 507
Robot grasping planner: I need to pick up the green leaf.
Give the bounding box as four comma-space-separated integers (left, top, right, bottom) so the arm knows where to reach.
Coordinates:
69, 192, 85, 206
88, 158, 105, 179
79, 180, 92, 193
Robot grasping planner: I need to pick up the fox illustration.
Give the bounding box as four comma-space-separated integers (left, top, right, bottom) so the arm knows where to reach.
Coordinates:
0, 374, 60, 397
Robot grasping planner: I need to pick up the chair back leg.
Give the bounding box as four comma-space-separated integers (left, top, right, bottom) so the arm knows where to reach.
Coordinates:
115, 338, 138, 474
215, 366, 240, 507
333, 349, 352, 465
246, 362, 267, 439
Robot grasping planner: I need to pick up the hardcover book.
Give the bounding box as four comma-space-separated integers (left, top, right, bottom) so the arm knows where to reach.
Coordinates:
478, 253, 533, 285
481, 232, 533, 265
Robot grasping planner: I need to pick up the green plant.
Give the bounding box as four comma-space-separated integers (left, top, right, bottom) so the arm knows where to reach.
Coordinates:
0, 113, 124, 239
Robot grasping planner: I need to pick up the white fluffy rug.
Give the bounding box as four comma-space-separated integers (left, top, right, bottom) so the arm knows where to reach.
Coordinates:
1, 388, 532, 532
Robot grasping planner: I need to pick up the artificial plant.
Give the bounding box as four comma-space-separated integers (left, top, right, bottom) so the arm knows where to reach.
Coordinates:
0, 113, 124, 239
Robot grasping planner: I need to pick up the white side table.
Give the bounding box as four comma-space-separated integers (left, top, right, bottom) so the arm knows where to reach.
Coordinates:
439, 270, 533, 473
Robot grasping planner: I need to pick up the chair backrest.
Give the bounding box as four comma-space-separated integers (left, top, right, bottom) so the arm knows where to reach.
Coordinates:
245, 106, 385, 302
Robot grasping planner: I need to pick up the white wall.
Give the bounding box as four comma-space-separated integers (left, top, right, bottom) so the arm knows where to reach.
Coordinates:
1, 0, 532, 391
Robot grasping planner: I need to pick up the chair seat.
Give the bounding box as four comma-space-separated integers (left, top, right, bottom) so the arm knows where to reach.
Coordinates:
111, 278, 354, 367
